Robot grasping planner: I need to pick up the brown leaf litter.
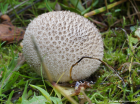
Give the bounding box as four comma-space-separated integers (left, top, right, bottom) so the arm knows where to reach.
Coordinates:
0, 14, 24, 44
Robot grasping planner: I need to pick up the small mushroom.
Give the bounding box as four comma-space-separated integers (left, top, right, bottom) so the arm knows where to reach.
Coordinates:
23, 11, 104, 82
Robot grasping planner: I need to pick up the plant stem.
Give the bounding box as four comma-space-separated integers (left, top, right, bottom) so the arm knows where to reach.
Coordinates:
84, 0, 127, 17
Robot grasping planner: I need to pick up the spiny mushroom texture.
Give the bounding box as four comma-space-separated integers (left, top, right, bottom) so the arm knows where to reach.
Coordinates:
23, 11, 104, 82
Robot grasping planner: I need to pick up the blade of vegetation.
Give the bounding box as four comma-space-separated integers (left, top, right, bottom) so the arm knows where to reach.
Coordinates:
0, 53, 25, 89
81, 0, 99, 15
59, 3, 81, 14
0, 3, 8, 14
70, 0, 85, 11
38, 0, 58, 10
24, 95, 48, 104
131, 96, 140, 102
0, 57, 17, 89
52, 83, 78, 104
3, 73, 19, 92
44, 0, 53, 12
30, 84, 53, 104
6, 90, 14, 104
13, 71, 41, 80
84, 0, 127, 17
90, 92, 106, 103
31, 36, 53, 83
22, 81, 28, 102
0, 67, 7, 101
45, 81, 61, 99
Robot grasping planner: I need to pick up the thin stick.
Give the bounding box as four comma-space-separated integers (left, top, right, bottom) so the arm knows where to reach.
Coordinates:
111, 12, 140, 27
70, 56, 125, 86
80, 90, 92, 104
104, 0, 109, 12
129, 0, 140, 20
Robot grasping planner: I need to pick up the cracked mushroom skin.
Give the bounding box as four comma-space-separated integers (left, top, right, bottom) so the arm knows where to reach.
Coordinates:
23, 11, 104, 82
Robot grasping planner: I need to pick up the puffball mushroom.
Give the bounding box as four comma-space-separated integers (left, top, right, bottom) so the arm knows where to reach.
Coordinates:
23, 11, 103, 82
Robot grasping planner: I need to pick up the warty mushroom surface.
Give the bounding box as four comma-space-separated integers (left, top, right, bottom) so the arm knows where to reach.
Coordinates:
23, 11, 104, 82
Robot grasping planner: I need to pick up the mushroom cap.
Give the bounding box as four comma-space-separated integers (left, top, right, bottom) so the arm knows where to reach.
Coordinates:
23, 11, 104, 82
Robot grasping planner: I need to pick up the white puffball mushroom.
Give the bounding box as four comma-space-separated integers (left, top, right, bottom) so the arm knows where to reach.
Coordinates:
23, 11, 104, 82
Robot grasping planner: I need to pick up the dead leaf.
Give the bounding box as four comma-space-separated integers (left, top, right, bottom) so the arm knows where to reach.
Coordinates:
0, 15, 25, 44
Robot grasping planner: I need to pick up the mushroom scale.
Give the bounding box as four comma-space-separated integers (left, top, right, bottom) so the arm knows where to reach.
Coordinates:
23, 11, 104, 82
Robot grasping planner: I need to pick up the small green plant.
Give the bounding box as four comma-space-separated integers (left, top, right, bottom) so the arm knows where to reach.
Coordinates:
0, 3, 8, 14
